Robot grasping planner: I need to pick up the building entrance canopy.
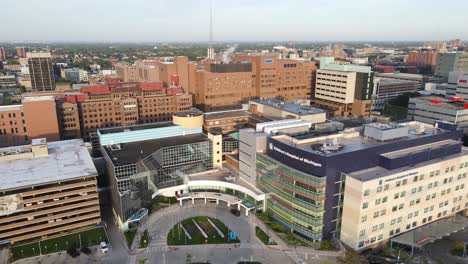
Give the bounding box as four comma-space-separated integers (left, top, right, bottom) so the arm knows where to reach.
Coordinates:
390, 215, 468, 251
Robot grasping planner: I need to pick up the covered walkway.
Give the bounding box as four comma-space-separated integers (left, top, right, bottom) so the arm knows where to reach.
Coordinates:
390, 214, 468, 254
176, 192, 257, 216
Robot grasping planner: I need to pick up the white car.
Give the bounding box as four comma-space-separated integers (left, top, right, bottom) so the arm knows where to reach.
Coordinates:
100, 242, 109, 253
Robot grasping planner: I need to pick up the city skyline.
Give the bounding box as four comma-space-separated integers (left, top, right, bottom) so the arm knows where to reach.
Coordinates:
1, 0, 468, 42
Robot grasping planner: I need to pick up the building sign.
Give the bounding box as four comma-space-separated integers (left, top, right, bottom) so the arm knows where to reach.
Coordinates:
264, 59, 273, 64
384, 171, 418, 183
0, 194, 23, 216
269, 142, 322, 167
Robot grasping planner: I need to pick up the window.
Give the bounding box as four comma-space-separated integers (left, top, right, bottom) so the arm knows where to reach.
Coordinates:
396, 181, 401, 187
394, 193, 399, 199
379, 223, 384, 229
377, 186, 382, 192
392, 206, 397, 212
378, 234, 383, 240
372, 225, 378, 232
382, 197, 388, 203
363, 202, 368, 209
364, 189, 370, 196
374, 211, 379, 218
361, 216, 367, 223
398, 203, 404, 210
384, 184, 389, 190
391, 219, 396, 225
359, 230, 366, 236
408, 213, 413, 219
400, 191, 406, 197
402, 179, 408, 185
381, 209, 386, 216
375, 199, 381, 205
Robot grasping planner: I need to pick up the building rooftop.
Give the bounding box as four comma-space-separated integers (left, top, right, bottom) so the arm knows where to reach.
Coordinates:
273, 122, 447, 157
348, 146, 468, 182
410, 96, 468, 110
98, 121, 175, 135
0, 139, 97, 191
22, 96, 55, 103
377, 72, 424, 80
204, 110, 249, 120
253, 98, 326, 115
104, 133, 210, 166
0, 105, 22, 111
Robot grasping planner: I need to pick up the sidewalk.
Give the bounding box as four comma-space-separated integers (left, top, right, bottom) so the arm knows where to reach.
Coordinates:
0, 247, 9, 264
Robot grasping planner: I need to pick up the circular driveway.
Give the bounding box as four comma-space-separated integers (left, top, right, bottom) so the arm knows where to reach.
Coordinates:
145, 202, 260, 246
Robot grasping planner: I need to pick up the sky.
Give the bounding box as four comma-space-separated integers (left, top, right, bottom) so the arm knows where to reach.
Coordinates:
1, 0, 468, 42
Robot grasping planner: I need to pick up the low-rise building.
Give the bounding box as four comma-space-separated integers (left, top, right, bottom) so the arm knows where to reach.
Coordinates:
64, 68, 89, 83
204, 110, 250, 134
0, 138, 100, 244
371, 77, 418, 111
407, 96, 468, 133
249, 98, 327, 124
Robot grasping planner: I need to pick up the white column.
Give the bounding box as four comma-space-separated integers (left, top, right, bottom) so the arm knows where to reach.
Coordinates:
246, 209, 249, 216
204, 198, 207, 204
216, 199, 219, 205
192, 198, 194, 204
227, 202, 231, 207
237, 203, 241, 210
179, 200, 182, 206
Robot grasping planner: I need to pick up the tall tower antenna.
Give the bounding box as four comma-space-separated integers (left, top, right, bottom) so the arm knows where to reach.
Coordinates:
207, 0, 215, 59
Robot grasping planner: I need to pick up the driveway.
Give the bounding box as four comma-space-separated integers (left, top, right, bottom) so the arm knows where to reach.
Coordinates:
136, 201, 338, 264
423, 227, 468, 264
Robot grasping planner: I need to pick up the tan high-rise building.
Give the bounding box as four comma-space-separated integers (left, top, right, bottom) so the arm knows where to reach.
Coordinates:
27, 52, 56, 91
16, 47, 27, 58
57, 82, 193, 141
407, 49, 438, 66
0, 138, 101, 244
192, 62, 255, 112
0, 96, 60, 147
235, 54, 317, 101
0, 47, 5, 61
115, 57, 190, 88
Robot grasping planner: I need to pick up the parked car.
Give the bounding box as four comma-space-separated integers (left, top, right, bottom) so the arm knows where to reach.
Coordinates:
100, 242, 109, 253
80, 247, 92, 255
67, 247, 80, 258
230, 208, 240, 216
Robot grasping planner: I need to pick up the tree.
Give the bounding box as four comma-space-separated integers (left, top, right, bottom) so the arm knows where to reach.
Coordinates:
337, 250, 369, 264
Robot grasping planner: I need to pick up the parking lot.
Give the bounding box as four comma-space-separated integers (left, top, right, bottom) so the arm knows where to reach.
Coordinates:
13, 246, 111, 264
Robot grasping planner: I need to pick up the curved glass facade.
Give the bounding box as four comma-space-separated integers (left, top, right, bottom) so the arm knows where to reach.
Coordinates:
256, 153, 326, 241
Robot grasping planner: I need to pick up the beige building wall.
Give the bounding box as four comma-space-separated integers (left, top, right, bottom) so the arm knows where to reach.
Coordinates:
316, 69, 356, 104
341, 150, 468, 250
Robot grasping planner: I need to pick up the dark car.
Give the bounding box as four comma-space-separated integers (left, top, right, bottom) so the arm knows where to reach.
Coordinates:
230, 208, 240, 216
80, 247, 92, 255
67, 247, 80, 258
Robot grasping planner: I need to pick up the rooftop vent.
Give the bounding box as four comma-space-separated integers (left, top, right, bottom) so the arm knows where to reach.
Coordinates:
110, 144, 121, 151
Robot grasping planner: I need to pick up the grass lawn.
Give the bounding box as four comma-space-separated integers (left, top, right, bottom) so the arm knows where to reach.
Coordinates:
124, 229, 137, 248
139, 230, 150, 248
257, 213, 309, 247
149, 196, 178, 213
167, 216, 240, 246
255, 226, 276, 245
10, 226, 108, 262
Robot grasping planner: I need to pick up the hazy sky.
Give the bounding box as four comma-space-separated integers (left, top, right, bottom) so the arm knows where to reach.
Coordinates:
2, 0, 467, 42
